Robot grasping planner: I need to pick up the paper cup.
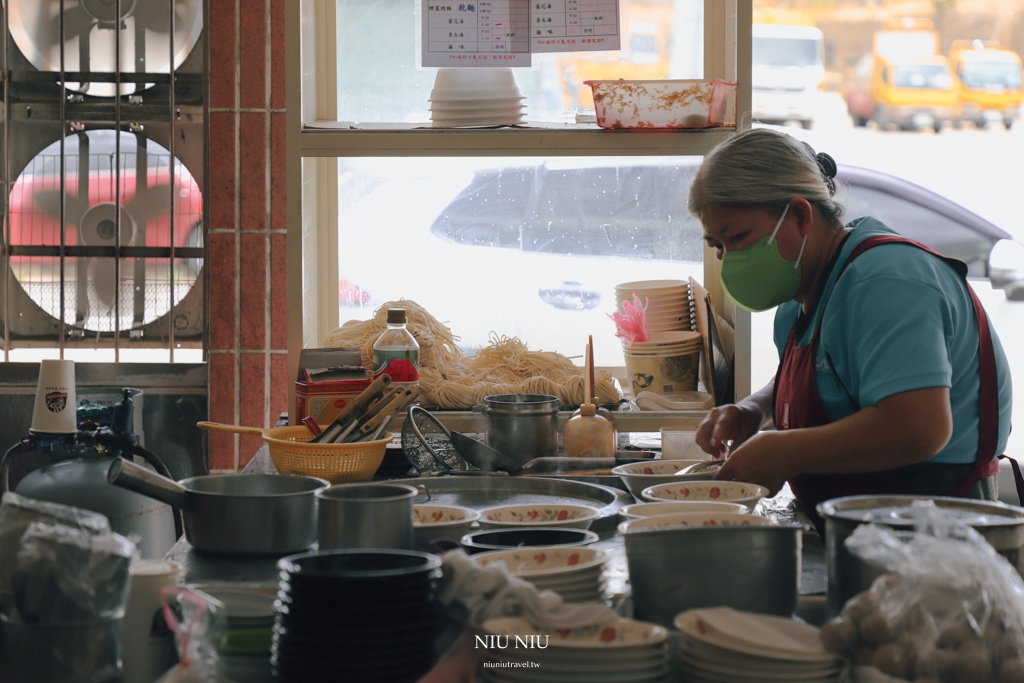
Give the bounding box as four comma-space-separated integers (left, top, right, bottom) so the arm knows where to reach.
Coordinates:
30, 359, 77, 434
122, 560, 181, 683
624, 350, 699, 395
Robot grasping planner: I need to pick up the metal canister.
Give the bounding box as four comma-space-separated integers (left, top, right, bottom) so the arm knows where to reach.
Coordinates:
818, 495, 1024, 618
482, 394, 560, 466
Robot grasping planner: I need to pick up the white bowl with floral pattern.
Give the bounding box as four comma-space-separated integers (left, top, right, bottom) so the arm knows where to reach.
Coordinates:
412, 504, 480, 544
617, 512, 775, 535
640, 481, 768, 509
479, 503, 600, 530
618, 501, 749, 521
611, 460, 712, 498
483, 616, 669, 649
470, 546, 610, 577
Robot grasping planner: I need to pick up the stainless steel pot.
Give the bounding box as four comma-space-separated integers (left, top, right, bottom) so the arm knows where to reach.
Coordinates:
818, 495, 1024, 618
316, 483, 418, 551
107, 457, 328, 555
624, 524, 803, 627
482, 394, 560, 466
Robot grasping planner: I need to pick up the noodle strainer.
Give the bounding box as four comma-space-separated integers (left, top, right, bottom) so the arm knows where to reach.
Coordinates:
401, 406, 466, 472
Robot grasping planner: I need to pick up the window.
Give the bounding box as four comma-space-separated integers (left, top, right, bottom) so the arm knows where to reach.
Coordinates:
959, 62, 1023, 90
288, 0, 754, 398
893, 64, 953, 90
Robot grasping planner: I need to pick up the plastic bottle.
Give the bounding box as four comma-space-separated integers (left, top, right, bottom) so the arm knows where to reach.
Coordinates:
372, 308, 420, 388
562, 403, 617, 459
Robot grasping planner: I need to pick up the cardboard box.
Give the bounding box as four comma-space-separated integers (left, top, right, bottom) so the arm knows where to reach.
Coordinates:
294, 348, 371, 425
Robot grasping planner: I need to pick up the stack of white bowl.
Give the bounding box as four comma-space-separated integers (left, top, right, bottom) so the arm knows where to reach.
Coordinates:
481, 616, 672, 683
471, 546, 610, 603
673, 607, 848, 683
614, 279, 690, 333
430, 68, 527, 128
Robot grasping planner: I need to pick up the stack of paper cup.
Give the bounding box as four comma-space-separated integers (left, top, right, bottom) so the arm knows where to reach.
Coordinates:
122, 560, 181, 683
29, 359, 77, 434
429, 68, 527, 128
623, 331, 702, 396
614, 279, 690, 333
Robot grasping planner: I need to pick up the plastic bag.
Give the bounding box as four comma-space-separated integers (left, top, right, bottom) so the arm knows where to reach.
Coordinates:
819, 500, 1024, 683
154, 588, 229, 683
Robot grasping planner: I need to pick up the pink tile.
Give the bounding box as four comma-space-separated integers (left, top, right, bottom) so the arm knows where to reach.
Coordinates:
209, 353, 237, 469
239, 112, 267, 230
208, 233, 237, 350
208, 0, 237, 110
209, 113, 236, 231
271, 0, 286, 109
240, 233, 268, 350
271, 353, 290, 423
271, 113, 286, 230
270, 232, 287, 350
239, 354, 267, 466
239, 0, 267, 109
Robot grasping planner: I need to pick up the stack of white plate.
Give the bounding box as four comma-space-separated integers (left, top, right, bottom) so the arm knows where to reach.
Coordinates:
673, 608, 848, 683
481, 616, 671, 683
471, 547, 610, 603
202, 588, 276, 683
614, 280, 690, 333
430, 68, 527, 128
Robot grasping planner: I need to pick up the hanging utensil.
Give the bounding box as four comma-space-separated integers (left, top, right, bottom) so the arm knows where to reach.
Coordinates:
403, 406, 465, 472
351, 386, 420, 443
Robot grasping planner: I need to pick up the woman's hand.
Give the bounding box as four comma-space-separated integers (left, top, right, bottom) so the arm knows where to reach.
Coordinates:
695, 403, 764, 459
714, 431, 794, 496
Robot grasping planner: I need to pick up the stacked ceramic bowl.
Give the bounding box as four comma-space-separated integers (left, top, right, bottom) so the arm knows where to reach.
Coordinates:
618, 501, 750, 522
674, 607, 848, 683
204, 588, 276, 683
430, 68, 527, 128
272, 550, 441, 683
472, 547, 611, 603
479, 503, 600, 530
481, 617, 672, 683
611, 459, 716, 498
641, 481, 769, 511
615, 279, 690, 333
412, 504, 480, 545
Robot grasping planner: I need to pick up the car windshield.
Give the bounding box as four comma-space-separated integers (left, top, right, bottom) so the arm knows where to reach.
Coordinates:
752, 37, 821, 67
960, 61, 1023, 90
430, 163, 705, 261
893, 64, 953, 89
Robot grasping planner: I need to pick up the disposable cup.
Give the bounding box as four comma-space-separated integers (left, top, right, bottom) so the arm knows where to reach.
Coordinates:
30, 359, 77, 433
624, 350, 699, 395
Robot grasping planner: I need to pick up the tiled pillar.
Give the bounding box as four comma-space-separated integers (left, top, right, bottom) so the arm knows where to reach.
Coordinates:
207, 0, 289, 471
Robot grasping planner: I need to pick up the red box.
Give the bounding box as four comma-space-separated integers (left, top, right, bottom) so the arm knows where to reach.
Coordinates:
294, 348, 370, 425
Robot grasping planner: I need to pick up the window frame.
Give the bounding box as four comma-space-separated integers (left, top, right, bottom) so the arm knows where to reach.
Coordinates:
285, 0, 754, 419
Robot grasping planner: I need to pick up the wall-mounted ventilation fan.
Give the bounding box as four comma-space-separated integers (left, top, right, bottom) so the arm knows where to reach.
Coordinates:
9, 0, 204, 96
9, 130, 203, 333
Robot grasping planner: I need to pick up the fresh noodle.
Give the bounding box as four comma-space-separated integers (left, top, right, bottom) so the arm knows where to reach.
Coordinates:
323, 300, 622, 409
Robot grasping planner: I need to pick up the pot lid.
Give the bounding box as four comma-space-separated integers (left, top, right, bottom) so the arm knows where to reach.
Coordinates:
819, 494, 1024, 528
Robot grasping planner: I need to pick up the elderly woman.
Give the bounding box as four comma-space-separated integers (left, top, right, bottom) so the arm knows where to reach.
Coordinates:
692, 128, 1014, 528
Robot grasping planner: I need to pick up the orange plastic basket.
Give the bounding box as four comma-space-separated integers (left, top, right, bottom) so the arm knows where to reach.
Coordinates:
198, 422, 390, 483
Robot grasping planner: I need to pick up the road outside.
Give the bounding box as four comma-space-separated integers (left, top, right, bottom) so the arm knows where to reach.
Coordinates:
749, 91, 1024, 463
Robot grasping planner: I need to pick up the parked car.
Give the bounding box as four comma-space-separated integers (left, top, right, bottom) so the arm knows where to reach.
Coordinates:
336, 159, 1024, 365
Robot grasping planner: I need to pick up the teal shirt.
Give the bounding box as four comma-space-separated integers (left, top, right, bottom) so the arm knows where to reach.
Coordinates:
773, 217, 1012, 464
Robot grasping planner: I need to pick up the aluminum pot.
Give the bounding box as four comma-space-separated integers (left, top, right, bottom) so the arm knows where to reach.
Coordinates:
624, 524, 803, 627
317, 483, 418, 551
818, 495, 1024, 618
107, 457, 328, 555
482, 394, 560, 466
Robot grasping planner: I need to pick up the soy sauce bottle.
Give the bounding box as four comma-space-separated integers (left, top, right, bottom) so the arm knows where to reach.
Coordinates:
372, 308, 420, 388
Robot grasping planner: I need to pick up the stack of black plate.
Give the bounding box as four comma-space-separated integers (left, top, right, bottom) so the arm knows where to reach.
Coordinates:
272, 549, 442, 683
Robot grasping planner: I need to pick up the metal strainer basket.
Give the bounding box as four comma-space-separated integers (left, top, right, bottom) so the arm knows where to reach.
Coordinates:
401, 406, 465, 473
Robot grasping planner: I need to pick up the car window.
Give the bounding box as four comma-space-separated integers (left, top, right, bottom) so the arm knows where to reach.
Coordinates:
893, 64, 953, 89
430, 163, 705, 262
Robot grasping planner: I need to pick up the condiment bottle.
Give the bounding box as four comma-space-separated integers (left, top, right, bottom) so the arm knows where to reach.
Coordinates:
562, 403, 616, 458
372, 308, 420, 388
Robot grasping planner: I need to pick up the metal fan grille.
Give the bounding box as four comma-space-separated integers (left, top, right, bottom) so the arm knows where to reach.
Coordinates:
401, 406, 465, 472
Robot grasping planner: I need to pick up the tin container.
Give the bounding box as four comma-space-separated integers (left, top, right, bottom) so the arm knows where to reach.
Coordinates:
482, 394, 560, 466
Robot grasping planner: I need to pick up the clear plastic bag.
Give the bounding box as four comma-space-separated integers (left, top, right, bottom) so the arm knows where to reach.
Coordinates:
154, 588, 229, 683
819, 500, 1024, 683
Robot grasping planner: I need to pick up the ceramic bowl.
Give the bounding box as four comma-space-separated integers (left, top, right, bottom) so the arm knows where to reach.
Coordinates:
483, 616, 670, 648
617, 501, 749, 521
611, 459, 710, 498
618, 512, 774, 535
641, 481, 769, 510
412, 504, 480, 544
471, 547, 609, 576
478, 503, 600, 530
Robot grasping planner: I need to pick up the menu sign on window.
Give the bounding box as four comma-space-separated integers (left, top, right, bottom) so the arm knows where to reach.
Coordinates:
422, 0, 620, 67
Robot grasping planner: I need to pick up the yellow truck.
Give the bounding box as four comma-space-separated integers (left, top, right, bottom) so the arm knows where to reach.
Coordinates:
750, 10, 824, 129
844, 19, 958, 132
949, 40, 1023, 130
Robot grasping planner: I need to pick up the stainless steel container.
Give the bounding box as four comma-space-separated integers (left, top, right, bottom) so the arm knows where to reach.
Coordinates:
483, 394, 560, 466
624, 524, 803, 627
317, 483, 418, 551
107, 458, 328, 555
818, 495, 1024, 618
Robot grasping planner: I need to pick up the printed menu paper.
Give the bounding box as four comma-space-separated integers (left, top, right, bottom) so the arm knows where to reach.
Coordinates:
422, 0, 621, 68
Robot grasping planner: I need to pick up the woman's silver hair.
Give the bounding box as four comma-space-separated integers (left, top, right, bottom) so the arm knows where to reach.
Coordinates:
687, 128, 845, 227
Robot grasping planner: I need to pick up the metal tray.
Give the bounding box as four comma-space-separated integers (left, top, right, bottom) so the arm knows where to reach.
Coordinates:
411, 476, 631, 535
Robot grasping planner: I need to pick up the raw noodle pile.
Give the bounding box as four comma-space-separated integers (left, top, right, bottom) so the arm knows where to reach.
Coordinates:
323, 300, 622, 409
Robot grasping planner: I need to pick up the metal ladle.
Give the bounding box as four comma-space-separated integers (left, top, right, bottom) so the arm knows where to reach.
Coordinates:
448, 431, 522, 475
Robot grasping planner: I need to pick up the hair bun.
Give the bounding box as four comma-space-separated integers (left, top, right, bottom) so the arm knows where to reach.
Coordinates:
816, 152, 837, 180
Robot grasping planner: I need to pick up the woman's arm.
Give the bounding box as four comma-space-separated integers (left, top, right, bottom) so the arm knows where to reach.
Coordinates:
695, 377, 775, 458
715, 385, 953, 494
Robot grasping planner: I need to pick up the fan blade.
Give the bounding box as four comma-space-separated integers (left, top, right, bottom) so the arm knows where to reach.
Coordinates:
45, 5, 96, 47
88, 257, 118, 310
32, 190, 88, 227
130, 0, 193, 36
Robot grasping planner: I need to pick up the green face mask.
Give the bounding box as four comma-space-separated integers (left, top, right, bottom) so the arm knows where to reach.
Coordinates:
719, 203, 806, 312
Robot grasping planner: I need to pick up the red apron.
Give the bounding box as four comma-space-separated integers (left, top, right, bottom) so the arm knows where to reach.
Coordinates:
773, 235, 1016, 534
